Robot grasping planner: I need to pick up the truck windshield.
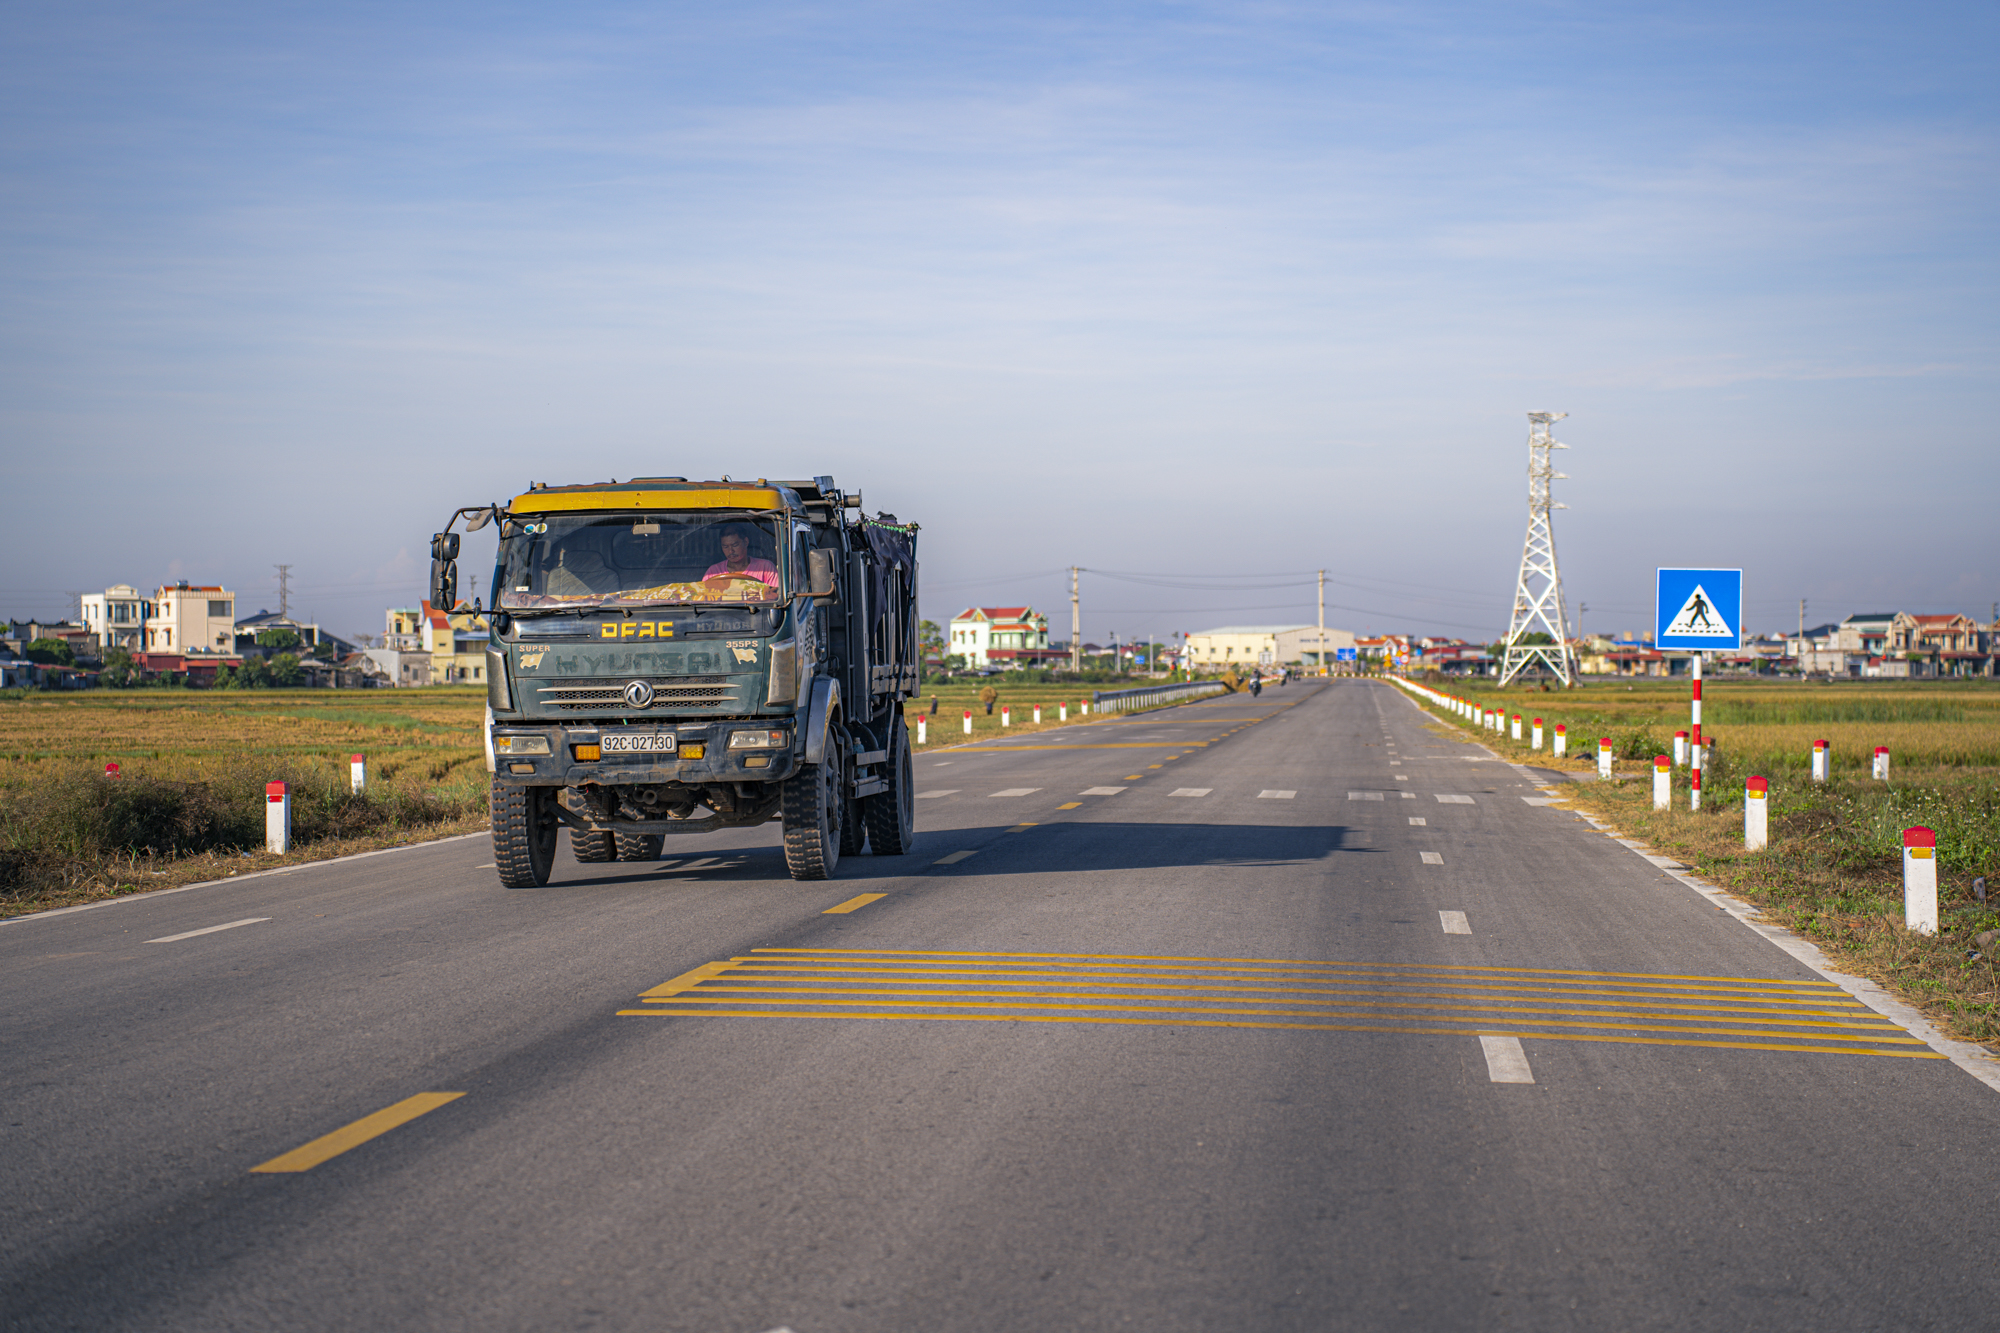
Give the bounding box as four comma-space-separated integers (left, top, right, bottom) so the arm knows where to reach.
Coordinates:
496, 514, 787, 611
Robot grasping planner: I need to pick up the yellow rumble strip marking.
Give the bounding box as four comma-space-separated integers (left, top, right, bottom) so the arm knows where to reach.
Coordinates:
618, 949, 1940, 1061
250, 1093, 465, 1174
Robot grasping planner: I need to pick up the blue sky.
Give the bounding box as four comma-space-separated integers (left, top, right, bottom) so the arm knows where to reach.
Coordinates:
5, 1, 1995, 645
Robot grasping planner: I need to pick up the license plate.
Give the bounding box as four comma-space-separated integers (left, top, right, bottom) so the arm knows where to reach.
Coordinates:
599, 730, 677, 755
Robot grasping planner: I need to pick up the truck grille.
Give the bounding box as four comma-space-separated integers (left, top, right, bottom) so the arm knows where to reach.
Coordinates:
537, 677, 736, 711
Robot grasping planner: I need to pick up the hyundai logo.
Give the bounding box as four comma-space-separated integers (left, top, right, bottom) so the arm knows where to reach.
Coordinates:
624, 679, 655, 709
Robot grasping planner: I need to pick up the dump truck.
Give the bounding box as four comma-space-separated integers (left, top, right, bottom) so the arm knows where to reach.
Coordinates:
430, 476, 919, 886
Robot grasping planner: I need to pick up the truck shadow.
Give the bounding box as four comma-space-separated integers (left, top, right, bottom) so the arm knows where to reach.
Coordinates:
546, 821, 1372, 888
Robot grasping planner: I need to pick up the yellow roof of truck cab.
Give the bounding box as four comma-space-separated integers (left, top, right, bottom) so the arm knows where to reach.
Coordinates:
511, 484, 788, 514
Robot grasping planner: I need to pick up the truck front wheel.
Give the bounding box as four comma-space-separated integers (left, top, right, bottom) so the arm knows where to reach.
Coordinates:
781, 756, 844, 881
493, 781, 559, 888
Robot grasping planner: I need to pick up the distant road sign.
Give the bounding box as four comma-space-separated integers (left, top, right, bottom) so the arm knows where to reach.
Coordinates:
1655, 568, 1742, 651
1335, 647, 1357, 662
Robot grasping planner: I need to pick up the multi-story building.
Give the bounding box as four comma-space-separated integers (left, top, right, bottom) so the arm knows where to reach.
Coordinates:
80, 585, 149, 650
145, 582, 235, 653
948, 606, 1055, 669
421, 600, 489, 684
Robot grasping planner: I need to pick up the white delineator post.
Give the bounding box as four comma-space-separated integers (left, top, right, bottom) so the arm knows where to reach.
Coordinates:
266, 780, 290, 854
1553, 724, 1567, 758
1001, 705, 1010, 728
1059, 702, 1068, 722
1903, 826, 1938, 935
917, 716, 927, 745
1744, 775, 1769, 850
1597, 737, 1612, 779
1674, 731, 1688, 767
1653, 755, 1671, 810
1873, 746, 1889, 780
350, 753, 366, 794
1811, 739, 1829, 782
1033, 704, 1042, 724
1531, 718, 1544, 750
1510, 714, 1522, 741
963, 709, 972, 735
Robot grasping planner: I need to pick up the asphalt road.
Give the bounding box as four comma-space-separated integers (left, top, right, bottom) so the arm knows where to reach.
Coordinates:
5, 679, 1998, 1332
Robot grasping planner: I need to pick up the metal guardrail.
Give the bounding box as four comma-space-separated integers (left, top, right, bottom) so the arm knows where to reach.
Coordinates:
1089, 680, 1232, 713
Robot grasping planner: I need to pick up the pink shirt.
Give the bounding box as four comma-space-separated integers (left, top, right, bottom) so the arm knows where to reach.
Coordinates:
702, 558, 779, 587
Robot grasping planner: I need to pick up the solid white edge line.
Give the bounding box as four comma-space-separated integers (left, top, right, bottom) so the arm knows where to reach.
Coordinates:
1386, 675, 2000, 1096
1480, 1034, 1535, 1082
146, 917, 271, 944
0, 832, 492, 926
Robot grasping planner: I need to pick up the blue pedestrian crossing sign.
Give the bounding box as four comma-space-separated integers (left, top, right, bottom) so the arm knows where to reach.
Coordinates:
1655, 568, 1742, 651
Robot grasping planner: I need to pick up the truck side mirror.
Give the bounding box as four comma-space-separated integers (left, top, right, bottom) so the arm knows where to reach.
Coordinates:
431, 557, 457, 611
807, 549, 836, 600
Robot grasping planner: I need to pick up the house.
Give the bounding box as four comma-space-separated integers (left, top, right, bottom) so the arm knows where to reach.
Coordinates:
5, 619, 97, 656
948, 606, 1057, 669
144, 582, 235, 653
235, 608, 352, 658
1838, 613, 1898, 656
420, 600, 489, 684
1187, 625, 1354, 670
128, 651, 242, 687
80, 586, 149, 651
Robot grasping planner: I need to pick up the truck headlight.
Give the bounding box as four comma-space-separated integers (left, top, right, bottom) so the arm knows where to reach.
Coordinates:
494, 734, 552, 755
728, 728, 787, 750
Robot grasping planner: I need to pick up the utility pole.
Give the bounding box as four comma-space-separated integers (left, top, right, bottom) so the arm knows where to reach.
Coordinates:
1070, 566, 1081, 675
1577, 601, 1588, 642
65, 590, 86, 625
1499, 412, 1578, 687
1317, 569, 1326, 673
275, 564, 293, 619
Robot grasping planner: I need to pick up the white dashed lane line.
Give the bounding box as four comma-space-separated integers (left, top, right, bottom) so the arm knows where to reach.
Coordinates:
1420, 852, 1444, 865
1258, 790, 1296, 800
1169, 788, 1211, 798
146, 917, 271, 944
1079, 786, 1128, 796
1439, 910, 1471, 934
988, 788, 1042, 798
1435, 794, 1475, 804
915, 790, 959, 799
1347, 792, 1384, 801
1480, 1035, 1536, 1083
1408, 817, 1426, 826
934, 850, 978, 865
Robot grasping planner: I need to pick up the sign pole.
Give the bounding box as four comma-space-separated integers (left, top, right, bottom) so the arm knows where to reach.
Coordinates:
1690, 652, 1703, 810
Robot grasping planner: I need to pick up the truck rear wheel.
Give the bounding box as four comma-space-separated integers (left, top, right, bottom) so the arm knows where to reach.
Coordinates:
493, 781, 559, 888
572, 829, 617, 863
864, 717, 915, 855
616, 832, 663, 862
782, 756, 843, 880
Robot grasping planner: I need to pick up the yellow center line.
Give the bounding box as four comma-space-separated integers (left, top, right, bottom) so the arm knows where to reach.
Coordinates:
742, 947, 1850, 990
249, 1092, 465, 1174
822, 893, 886, 915
1005, 823, 1038, 833
613, 1008, 1943, 1059
1056, 802, 1082, 810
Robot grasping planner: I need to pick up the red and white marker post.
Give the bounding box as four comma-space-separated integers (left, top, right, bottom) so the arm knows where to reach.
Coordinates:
104, 762, 120, 778
1873, 746, 1890, 781
1531, 717, 1544, 750
1902, 826, 1938, 935
1690, 653, 1704, 810
1033, 704, 1042, 724
1001, 705, 1010, 728
917, 715, 927, 745
1510, 714, 1522, 741
1744, 776, 1769, 850
1597, 737, 1613, 779
1811, 739, 1829, 782
1674, 730, 1688, 767
1553, 723, 1567, 758
266, 781, 290, 854
1653, 755, 1671, 810
963, 709, 973, 735
350, 753, 366, 794
1059, 701, 1068, 722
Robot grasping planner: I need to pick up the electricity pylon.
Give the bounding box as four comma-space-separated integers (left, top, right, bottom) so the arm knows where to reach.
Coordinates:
1498, 412, 1578, 687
